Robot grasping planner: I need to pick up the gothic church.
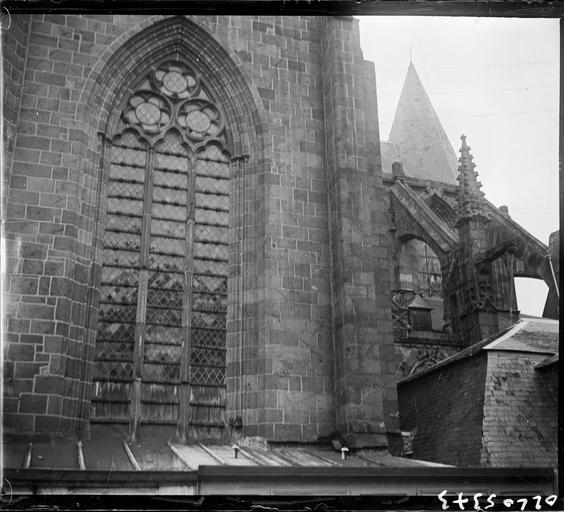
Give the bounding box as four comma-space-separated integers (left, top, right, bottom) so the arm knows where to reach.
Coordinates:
3, 15, 557, 463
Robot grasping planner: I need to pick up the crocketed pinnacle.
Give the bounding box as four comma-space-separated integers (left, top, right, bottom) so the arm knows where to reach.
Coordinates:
455, 134, 487, 224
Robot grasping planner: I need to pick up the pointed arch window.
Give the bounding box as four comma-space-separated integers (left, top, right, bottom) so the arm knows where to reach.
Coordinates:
92, 61, 230, 435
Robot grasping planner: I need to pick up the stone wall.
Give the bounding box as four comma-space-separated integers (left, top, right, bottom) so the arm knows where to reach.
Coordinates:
2, 15, 31, 186
481, 352, 557, 467
398, 353, 488, 466
3, 14, 397, 443
320, 17, 397, 447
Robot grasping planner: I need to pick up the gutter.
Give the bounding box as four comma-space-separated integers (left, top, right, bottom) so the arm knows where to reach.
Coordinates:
197, 465, 556, 495
3, 465, 556, 495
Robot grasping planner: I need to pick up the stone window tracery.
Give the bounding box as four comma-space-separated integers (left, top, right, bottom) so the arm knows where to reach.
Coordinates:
92, 60, 230, 432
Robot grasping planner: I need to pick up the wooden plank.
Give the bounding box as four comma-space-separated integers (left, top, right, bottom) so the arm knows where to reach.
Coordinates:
167, 442, 219, 468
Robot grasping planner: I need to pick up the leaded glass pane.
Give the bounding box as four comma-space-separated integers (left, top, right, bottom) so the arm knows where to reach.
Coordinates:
151, 218, 186, 238
153, 170, 188, 190
196, 176, 229, 195
193, 259, 228, 276
95, 341, 134, 361
94, 360, 134, 381
148, 270, 184, 289
143, 362, 180, 383
192, 328, 226, 349
193, 275, 227, 294
192, 311, 226, 330
103, 231, 141, 253
146, 325, 183, 344
145, 344, 182, 363
98, 303, 137, 324
190, 366, 225, 386
93, 62, 230, 428
105, 214, 142, 234
193, 241, 228, 261
102, 248, 139, 267
149, 254, 184, 273
97, 322, 135, 343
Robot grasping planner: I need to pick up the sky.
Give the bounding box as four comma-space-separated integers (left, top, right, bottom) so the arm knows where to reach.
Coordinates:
358, 16, 559, 316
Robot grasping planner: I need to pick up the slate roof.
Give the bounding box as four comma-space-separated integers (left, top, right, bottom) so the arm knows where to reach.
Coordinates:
398, 316, 558, 469
484, 316, 558, 354
399, 317, 559, 384
4, 424, 449, 473
481, 318, 559, 468
387, 62, 458, 185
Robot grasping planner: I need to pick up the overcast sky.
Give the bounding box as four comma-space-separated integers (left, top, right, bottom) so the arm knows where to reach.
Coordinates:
358, 16, 559, 315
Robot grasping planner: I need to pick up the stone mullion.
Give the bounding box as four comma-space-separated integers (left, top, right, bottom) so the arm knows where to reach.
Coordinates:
129, 147, 154, 443
177, 155, 196, 443
237, 158, 246, 418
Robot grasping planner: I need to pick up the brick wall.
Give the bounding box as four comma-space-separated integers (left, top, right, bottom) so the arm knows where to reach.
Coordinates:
398, 353, 488, 466
4, 14, 396, 442
481, 352, 557, 467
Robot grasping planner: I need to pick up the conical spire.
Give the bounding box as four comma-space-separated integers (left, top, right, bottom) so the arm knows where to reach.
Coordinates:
455, 134, 487, 223
388, 62, 458, 184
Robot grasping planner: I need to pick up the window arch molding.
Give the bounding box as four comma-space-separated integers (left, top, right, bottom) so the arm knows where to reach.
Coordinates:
80, 15, 269, 159
77, 16, 269, 440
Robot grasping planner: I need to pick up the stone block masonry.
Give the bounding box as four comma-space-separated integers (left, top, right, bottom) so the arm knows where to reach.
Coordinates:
481, 352, 557, 468
398, 353, 488, 466
320, 17, 398, 447
3, 14, 398, 444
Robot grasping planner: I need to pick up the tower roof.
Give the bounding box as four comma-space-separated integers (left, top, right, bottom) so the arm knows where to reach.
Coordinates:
389, 62, 458, 185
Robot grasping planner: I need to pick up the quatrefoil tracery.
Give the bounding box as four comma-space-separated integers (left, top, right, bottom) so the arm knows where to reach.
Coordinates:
153, 63, 200, 100
177, 100, 223, 141
124, 92, 171, 135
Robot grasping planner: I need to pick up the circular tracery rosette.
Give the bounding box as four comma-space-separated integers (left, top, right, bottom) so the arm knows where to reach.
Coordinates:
153, 63, 199, 100
177, 100, 224, 142
123, 92, 171, 135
